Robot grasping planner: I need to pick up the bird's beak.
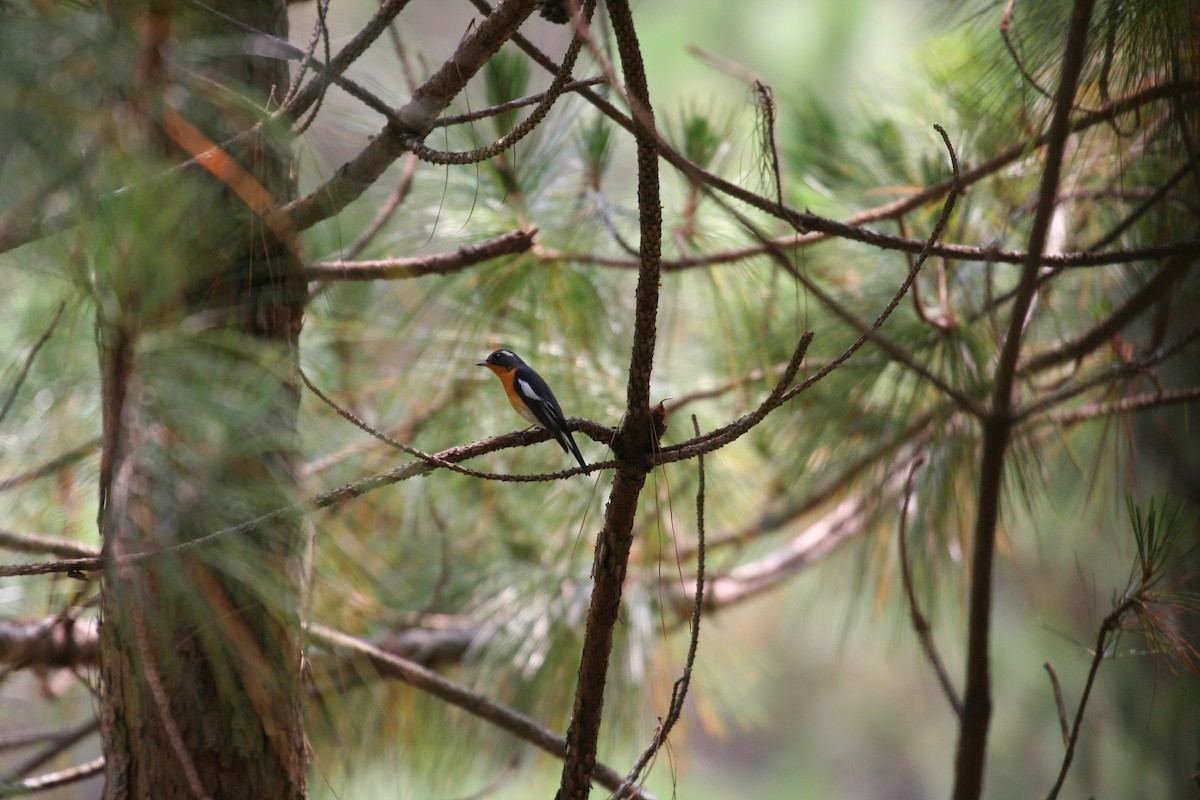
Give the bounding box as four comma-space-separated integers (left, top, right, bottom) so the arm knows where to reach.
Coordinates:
476, 361, 487, 367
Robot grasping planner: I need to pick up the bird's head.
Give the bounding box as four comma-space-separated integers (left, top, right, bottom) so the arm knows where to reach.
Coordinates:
477, 349, 523, 372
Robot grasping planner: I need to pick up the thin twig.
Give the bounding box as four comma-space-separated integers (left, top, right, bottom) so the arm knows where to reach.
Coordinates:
278, 0, 414, 121
299, 365, 600, 481
275, 0, 541, 233
0, 530, 98, 559
0, 438, 100, 494
0, 301, 65, 429
406, 0, 596, 166
1, 719, 99, 784
897, 455, 962, 717
431, 76, 605, 128
1000, 0, 1057, 103
613, 417, 707, 798
0, 756, 104, 796
305, 228, 536, 281
1043, 662, 1070, 748
1045, 601, 1133, 799
343, 152, 419, 261
1046, 385, 1200, 427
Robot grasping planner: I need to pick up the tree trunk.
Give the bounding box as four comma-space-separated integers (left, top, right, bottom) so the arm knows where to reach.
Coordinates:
97, 3, 309, 797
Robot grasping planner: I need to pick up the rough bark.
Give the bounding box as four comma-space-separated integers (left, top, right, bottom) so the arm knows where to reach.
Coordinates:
97, 3, 309, 798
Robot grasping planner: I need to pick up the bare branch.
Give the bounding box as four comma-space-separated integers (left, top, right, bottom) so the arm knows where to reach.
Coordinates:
0, 438, 100, 494
278, 0, 414, 122
307, 625, 657, 800
0, 756, 104, 797
559, 1, 665, 794
276, 0, 541, 233
1, 719, 99, 784
0, 301, 65, 428
614, 417, 707, 797
431, 76, 606, 129
954, 4, 1098, 798
0, 530, 98, 560
1046, 385, 1200, 427
1020, 253, 1190, 375
898, 456, 962, 717
1043, 662, 1070, 748
305, 229, 536, 282
0, 618, 99, 669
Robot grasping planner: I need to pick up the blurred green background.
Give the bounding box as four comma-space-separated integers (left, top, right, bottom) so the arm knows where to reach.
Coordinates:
1, 0, 1196, 798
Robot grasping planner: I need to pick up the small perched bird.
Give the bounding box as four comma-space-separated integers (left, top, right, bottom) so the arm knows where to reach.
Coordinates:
477, 349, 586, 469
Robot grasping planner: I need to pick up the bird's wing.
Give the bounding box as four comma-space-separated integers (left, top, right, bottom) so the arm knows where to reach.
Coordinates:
515, 375, 585, 467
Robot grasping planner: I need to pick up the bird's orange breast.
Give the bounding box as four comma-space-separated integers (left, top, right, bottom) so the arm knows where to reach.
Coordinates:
486, 364, 540, 427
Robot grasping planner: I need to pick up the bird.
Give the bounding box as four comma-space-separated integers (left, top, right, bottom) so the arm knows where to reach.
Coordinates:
477, 349, 587, 469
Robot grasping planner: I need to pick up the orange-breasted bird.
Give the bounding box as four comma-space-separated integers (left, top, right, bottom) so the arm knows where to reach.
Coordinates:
477, 349, 587, 469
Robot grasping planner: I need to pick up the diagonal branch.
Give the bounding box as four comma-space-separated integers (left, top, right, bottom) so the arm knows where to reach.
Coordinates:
1020, 252, 1191, 374
898, 456, 962, 718
407, 0, 597, 167
307, 625, 656, 800
277, 0, 414, 122
276, 0, 540, 233
0, 301, 65, 429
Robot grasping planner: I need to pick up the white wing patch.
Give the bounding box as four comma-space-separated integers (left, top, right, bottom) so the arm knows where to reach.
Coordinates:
516, 377, 541, 401
514, 378, 544, 427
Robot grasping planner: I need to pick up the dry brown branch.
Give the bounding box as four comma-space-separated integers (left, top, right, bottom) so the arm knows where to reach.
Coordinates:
0, 438, 100, 494
0, 530, 99, 560
954, 3, 1098, 798
614, 417, 707, 797
276, 0, 541, 233
1046, 385, 1200, 427
279, 0, 414, 121
1043, 662, 1070, 748
1, 719, 99, 785
408, 0, 596, 166
0, 618, 99, 669
898, 456, 962, 717
558, 1, 665, 795
305, 229, 536, 281
0, 756, 105, 796
307, 625, 657, 800
539, 230, 1200, 273
431, 77, 606, 129
0, 301, 65, 428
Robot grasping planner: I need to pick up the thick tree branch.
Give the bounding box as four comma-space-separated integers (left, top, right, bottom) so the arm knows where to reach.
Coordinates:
953, 3, 1097, 798
0, 618, 99, 669
558, 1, 663, 795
